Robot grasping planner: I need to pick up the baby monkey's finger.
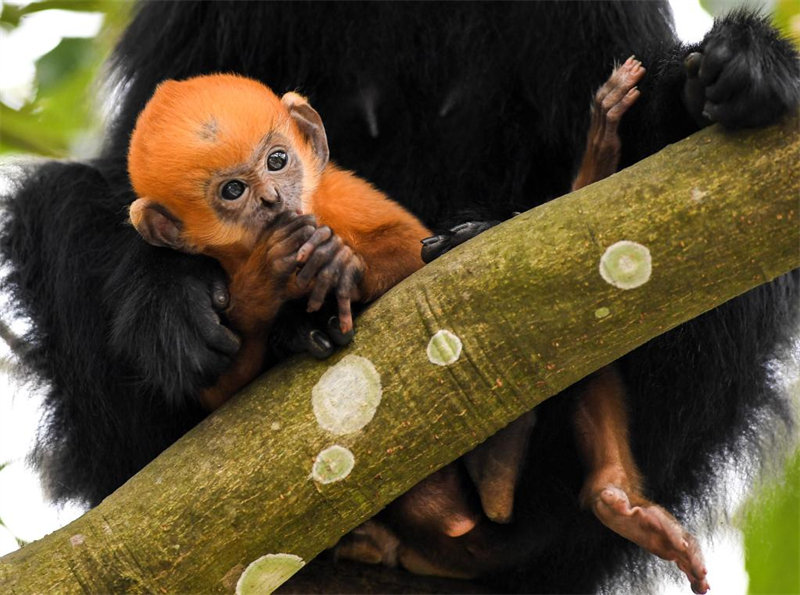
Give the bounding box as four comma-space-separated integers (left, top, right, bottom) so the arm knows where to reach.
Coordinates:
606, 87, 641, 122
336, 293, 353, 335
600, 59, 644, 117
306, 267, 340, 313
297, 225, 333, 264
267, 212, 316, 243
281, 224, 318, 263
307, 249, 350, 312
336, 261, 363, 333
327, 315, 355, 346
296, 236, 342, 288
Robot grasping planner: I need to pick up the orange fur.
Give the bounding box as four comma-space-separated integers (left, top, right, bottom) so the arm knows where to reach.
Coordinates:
128, 74, 431, 409
311, 166, 430, 299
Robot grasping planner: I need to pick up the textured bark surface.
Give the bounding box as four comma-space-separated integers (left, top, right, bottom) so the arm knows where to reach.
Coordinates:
1, 115, 798, 594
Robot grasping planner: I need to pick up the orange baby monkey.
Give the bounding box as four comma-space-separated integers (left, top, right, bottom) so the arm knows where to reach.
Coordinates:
127, 74, 430, 408
127, 68, 708, 594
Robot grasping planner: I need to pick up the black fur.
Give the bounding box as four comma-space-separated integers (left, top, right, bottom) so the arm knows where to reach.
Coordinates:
1, 2, 798, 591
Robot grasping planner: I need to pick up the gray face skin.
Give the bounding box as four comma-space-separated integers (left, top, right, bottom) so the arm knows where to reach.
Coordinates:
206, 131, 306, 235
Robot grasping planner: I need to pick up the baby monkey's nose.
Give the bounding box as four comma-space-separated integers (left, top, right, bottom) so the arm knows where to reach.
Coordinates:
260, 190, 282, 207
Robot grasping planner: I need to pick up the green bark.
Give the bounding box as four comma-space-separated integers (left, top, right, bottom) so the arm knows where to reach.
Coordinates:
1, 115, 798, 594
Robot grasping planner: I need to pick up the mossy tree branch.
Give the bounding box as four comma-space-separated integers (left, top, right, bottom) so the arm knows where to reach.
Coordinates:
1, 115, 798, 594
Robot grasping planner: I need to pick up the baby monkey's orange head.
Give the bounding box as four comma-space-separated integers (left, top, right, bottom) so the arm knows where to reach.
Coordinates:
128, 73, 329, 256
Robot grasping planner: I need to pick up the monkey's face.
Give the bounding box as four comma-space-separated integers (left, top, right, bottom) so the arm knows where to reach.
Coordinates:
129, 75, 330, 257
202, 130, 309, 247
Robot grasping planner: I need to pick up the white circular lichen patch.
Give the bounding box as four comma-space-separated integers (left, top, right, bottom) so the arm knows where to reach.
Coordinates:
599, 241, 652, 290
594, 306, 611, 319
312, 445, 355, 484
312, 355, 382, 435
236, 553, 304, 595
427, 330, 463, 366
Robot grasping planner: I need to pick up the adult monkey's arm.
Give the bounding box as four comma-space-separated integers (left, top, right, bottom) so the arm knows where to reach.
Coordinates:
1, 115, 798, 595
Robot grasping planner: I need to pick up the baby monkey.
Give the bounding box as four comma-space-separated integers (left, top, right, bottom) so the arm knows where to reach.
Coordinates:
127, 67, 707, 593
342, 57, 708, 594
127, 74, 431, 409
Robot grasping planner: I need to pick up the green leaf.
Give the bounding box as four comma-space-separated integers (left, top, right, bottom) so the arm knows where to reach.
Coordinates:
0, 37, 101, 157
36, 37, 95, 93
742, 450, 800, 595
1, 1, 107, 28
773, 0, 800, 49
0, 102, 70, 156
0, 1, 131, 158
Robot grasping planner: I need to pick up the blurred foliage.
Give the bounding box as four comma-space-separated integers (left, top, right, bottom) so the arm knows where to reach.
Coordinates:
0, 510, 28, 548
773, 0, 800, 47
1, 1, 110, 28
0, 461, 27, 548
0, 0, 132, 157
701, 0, 800, 48
741, 449, 800, 594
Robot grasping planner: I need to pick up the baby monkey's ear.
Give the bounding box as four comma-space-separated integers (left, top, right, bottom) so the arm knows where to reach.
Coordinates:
281, 91, 330, 172
129, 198, 189, 251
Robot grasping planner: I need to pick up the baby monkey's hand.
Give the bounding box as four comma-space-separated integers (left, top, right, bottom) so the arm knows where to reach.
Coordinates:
295, 225, 365, 334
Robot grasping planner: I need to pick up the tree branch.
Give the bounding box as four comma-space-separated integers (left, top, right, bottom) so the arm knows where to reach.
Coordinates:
1, 115, 798, 594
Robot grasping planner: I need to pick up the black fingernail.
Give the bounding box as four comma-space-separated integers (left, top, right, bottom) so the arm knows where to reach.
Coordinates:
311, 330, 331, 349
212, 288, 229, 309
309, 330, 333, 359
684, 52, 702, 77
421, 236, 442, 246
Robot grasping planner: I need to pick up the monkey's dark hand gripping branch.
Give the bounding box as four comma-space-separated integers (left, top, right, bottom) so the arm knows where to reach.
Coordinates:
682, 11, 800, 129
421, 220, 500, 264
108, 245, 241, 404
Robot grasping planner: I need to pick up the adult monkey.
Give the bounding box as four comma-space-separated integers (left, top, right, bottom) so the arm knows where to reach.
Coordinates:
1, 2, 798, 592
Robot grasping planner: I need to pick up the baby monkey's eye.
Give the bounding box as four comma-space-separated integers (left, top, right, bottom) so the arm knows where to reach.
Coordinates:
220, 180, 247, 200
267, 150, 288, 171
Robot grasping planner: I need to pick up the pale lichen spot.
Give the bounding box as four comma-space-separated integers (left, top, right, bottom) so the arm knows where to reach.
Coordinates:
690, 187, 708, 203
427, 330, 463, 366
594, 306, 611, 319
599, 241, 652, 290
236, 553, 304, 595
311, 445, 355, 484
70, 534, 85, 547
312, 355, 382, 435
270, 421, 281, 431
